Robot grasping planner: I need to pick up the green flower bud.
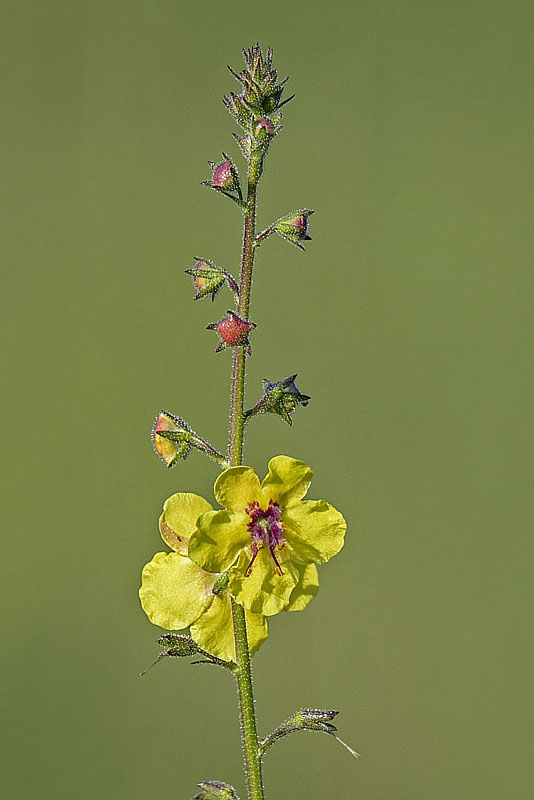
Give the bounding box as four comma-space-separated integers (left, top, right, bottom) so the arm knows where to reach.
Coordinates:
274, 209, 314, 249
245, 374, 310, 425
152, 411, 225, 468
222, 91, 254, 129
185, 259, 238, 301
193, 781, 239, 800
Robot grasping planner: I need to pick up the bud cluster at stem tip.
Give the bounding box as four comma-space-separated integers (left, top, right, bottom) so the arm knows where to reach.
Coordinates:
224, 44, 291, 149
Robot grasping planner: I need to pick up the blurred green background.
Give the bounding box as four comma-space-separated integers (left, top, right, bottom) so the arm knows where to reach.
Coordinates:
1, 1, 532, 798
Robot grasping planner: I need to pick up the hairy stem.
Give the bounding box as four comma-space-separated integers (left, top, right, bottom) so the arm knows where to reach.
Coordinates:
228, 149, 265, 800
232, 599, 264, 799
228, 154, 259, 468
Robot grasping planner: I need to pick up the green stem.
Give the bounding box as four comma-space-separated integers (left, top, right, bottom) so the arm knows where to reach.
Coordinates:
228, 149, 265, 800
232, 599, 264, 799
228, 154, 259, 467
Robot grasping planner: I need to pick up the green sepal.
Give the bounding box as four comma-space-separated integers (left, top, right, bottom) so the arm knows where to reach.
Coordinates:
212, 571, 230, 595
155, 429, 196, 445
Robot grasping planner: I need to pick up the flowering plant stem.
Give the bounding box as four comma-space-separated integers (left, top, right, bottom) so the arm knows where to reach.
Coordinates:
229, 150, 264, 799
140, 45, 355, 800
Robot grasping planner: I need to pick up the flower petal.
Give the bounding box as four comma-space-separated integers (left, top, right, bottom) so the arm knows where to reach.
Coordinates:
285, 563, 319, 612
214, 466, 263, 511
261, 455, 313, 507
139, 552, 214, 630
228, 547, 299, 616
188, 509, 249, 572
284, 500, 346, 564
244, 607, 270, 656
159, 492, 213, 554
190, 593, 268, 661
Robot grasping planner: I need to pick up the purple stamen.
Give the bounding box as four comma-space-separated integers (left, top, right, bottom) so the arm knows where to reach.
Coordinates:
245, 500, 285, 576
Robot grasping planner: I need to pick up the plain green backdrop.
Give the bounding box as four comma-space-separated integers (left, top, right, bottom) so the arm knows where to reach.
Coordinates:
1, 1, 532, 798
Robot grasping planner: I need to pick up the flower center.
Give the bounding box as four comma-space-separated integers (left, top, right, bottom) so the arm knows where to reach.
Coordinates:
244, 500, 285, 576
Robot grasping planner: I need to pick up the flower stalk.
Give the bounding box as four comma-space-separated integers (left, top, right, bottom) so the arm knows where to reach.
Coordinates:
228, 134, 264, 800
228, 148, 261, 468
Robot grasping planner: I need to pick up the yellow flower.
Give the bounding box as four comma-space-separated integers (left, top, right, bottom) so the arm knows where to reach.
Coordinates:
188, 456, 346, 616
139, 492, 268, 661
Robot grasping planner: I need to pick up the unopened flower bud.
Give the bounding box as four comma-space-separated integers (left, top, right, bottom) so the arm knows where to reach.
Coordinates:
152, 411, 225, 468
255, 116, 276, 136
152, 411, 194, 467
259, 706, 359, 759
243, 84, 262, 110
207, 311, 256, 355
245, 374, 310, 426
223, 91, 254, 128
233, 132, 252, 158
300, 708, 339, 728
261, 86, 285, 113
203, 155, 242, 203
156, 633, 200, 656
185, 258, 237, 301
140, 633, 202, 676
274, 209, 314, 250
212, 160, 235, 189
194, 781, 239, 800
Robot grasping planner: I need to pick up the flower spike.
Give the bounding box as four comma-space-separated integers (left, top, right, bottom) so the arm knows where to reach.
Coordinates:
140, 45, 351, 798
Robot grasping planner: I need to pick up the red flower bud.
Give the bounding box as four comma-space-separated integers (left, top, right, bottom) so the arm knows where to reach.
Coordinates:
212, 160, 235, 189
207, 311, 256, 355
255, 116, 276, 135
